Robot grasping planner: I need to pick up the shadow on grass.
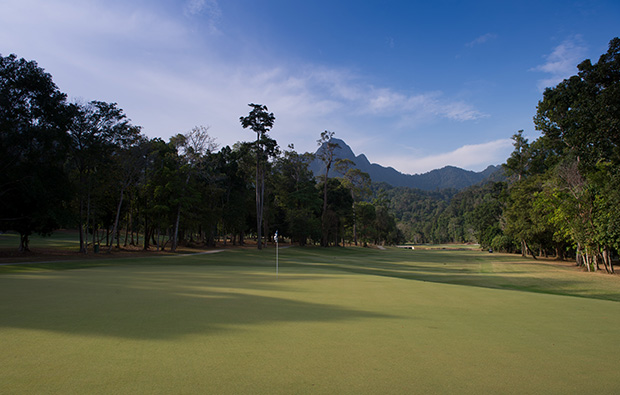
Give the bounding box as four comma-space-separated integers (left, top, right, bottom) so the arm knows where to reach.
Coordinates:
109, 247, 620, 303
0, 267, 393, 340
2, 245, 619, 314
269, 247, 620, 303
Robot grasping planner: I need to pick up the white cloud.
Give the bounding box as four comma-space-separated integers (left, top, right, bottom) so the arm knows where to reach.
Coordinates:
364, 87, 486, 123
374, 139, 513, 174
183, 0, 221, 33
184, 0, 206, 15
531, 36, 588, 90
1, 0, 493, 167
466, 33, 497, 48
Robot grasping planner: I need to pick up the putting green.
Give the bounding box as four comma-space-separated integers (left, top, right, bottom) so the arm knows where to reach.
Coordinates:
1, 248, 620, 394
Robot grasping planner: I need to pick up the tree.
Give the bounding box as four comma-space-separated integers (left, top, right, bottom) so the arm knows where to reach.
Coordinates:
355, 201, 376, 246
273, 144, 321, 246
531, 37, 620, 268
107, 133, 147, 252
320, 177, 353, 246
141, 138, 180, 251
338, 163, 371, 245
240, 104, 276, 250
372, 191, 402, 245
169, 126, 218, 251
316, 130, 340, 247
503, 130, 529, 181
215, 144, 254, 246
0, 54, 72, 251
67, 100, 140, 252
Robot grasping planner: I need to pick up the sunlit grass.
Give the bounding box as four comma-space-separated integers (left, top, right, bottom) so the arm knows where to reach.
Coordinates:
1, 246, 620, 393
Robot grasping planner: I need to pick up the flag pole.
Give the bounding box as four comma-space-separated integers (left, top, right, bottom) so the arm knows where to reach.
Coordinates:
275, 230, 279, 277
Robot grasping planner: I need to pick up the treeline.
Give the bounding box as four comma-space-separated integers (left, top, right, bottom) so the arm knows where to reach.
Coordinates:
0, 54, 402, 252
388, 38, 620, 273
383, 182, 505, 248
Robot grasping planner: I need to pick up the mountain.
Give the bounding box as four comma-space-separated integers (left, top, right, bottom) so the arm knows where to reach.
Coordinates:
309, 138, 502, 191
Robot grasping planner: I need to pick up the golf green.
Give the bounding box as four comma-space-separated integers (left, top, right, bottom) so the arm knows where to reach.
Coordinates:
1, 247, 619, 394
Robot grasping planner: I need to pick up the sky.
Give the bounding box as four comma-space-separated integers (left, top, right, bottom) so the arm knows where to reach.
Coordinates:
2, 0, 619, 174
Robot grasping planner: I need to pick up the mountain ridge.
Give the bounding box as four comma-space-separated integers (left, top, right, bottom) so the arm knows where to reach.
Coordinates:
309, 138, 502, 191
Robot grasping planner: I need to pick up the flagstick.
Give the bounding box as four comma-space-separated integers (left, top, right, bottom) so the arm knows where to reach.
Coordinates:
275, 230, 279, 277
276, 239, 279, 276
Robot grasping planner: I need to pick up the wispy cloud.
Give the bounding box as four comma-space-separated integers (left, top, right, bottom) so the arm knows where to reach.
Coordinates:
184, 0, 206, 15
364, 88, 486, 122
183, 0, 221, 32
0, 0, 490, 163
375, 139, 513, 174
466, 33, 497, 48
531, 35, 588, 90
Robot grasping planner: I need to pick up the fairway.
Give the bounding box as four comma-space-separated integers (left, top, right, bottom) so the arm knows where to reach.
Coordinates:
1, 247, 620, 394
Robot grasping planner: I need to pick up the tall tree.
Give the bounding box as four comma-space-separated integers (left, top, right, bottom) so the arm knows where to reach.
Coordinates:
141, 137, 180, 251
531, 37, 620, 268
107, 133, 147, 252
68, 100, 139, 252
240, 104, 276, 250
216, 144, 255, 245
321, 177, 353, 246
503, 130, 530, 181
0, 54, 72, 251
316, 130, 340, 247
169, 126, 217, 251
338, 164, 371, 245
273, 144, 321, 246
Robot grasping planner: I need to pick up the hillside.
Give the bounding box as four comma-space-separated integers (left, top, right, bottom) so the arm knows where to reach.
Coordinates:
309, 138, 502, 190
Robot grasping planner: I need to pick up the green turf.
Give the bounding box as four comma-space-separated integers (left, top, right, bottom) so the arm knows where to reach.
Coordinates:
1, 247, 620, 394
0, 230, 81, 250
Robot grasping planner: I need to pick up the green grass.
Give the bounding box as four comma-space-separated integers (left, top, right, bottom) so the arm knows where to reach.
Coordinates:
1, 246, 620, 394
0, 230, 81, 250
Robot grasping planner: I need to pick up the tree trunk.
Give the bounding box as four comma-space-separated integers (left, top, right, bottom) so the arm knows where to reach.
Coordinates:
524, 240, 537, 260
171, 203, 181, 252
601, 249, 611, 273
555, 244, 565, 261
584, 252, 591, 272
123, 211, 130, 247
18, 232, 30, 252
321, 186, 329, 247
78, 173, 90, 254
256, 163, 264, 250
108, 187, 125, 252
78, 197, 86, 253
78, 221, 86, 254
321, 165, 332, 248
143, 196, 150, 250
352, 199, 358, 246
594, 252, 601, 272
605, 247, 615, 274
155, 228, 161, 251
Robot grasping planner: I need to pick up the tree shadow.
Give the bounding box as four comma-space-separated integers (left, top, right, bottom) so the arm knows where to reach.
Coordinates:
0, 267, 393, 340
273, 248, 620, 302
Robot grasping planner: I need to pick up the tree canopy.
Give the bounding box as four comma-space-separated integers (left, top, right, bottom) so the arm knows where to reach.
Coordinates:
3, 37, 619, 272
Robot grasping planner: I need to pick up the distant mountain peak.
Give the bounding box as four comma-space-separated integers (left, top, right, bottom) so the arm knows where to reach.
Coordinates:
310, 139, 501, 191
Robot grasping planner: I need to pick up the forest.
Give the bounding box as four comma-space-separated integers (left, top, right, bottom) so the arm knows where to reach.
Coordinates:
0, 54, 401, 253
388, 38, 620, 273
2, 37, 619, 274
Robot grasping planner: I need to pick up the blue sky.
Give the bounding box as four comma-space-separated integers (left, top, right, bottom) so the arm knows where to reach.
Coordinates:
2, 0, 619, 174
